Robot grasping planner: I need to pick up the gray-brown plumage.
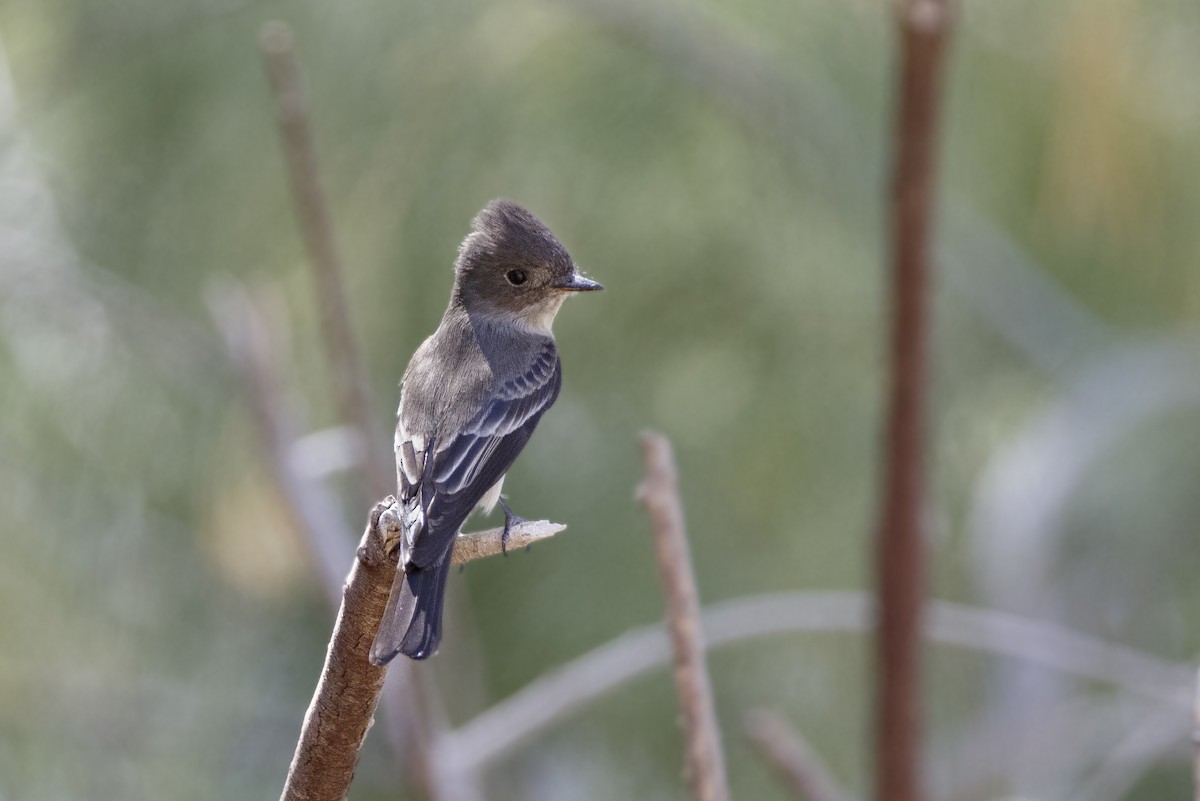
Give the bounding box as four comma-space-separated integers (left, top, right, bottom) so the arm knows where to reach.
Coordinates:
369, 200, 602, 664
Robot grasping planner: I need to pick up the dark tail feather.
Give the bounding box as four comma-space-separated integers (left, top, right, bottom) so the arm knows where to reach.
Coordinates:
370, 557, 451, 665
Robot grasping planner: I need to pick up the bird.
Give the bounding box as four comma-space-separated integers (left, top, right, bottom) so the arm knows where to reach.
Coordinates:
369, 199, 602, 664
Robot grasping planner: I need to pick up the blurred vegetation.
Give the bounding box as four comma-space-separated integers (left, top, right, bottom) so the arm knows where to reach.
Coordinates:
0, 0, 1198, 799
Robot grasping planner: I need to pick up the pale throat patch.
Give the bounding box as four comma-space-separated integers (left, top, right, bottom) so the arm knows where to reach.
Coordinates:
522, 293, 568, 333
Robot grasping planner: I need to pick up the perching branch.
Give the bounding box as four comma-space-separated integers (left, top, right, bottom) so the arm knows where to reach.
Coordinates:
279, 501, 395, 801
450, 519, 567, 564
637, 433, 730, 801
873, 3, 954, 801
744, 709, 851, 801
375, 500, 567, 567
260, 20, 390, 502
279, 499, 569, 801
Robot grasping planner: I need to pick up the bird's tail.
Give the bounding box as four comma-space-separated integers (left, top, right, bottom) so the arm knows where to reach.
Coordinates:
370, 556, 451, 664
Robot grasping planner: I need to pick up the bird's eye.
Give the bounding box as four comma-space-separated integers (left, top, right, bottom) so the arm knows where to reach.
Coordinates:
506, 269, 527, 286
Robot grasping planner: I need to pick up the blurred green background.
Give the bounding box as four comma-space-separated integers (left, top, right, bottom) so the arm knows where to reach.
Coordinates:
1, 0, 1198, 799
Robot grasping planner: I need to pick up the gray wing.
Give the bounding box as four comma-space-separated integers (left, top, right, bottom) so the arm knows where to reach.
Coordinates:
395, 341, 561, 568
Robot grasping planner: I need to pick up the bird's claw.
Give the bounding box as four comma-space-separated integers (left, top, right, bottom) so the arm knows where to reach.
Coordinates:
498, 497, 526, 557
379, 509, 404, 560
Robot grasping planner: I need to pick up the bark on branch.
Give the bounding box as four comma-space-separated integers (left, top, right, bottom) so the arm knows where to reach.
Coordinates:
280, 501, 395, 801
279, 501, 567, 801
873, 3, 954, 801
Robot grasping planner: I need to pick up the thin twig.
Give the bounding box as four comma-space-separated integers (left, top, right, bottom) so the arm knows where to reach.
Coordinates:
637, 432, 730, 801
451, 520, 567, 564
874, 3, 954, 801
259, 20, 390, 502
373, 500, 567, 566
744, 709, 850, 801
443, 592, 1192, 774
278, 500, 568, 801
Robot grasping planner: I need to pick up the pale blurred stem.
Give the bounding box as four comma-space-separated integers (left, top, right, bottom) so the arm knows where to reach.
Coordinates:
259, 20, 391, 503
444, 591, 1192, 774
638, 433, 731, 801
210, 286, 435, 797
744, 710, 850, 801
1068, 704, 1193, 801
873, 3, 953, 801
1194, 668, 1200, 801
209, 285, 350, 606
215, 291, 450, 790
279, 500, 567, 801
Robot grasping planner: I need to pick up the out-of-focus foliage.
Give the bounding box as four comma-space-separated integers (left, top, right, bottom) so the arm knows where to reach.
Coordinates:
0, 0, 1198, 799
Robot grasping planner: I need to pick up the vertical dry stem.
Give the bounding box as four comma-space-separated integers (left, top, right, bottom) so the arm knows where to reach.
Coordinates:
638, 432, 730, 801
873, 3, 953, 801
260, 20, 390, 502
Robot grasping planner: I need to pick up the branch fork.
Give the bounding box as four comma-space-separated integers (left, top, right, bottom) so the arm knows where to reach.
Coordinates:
369, 498, 568, 568
279, 499, 567, 801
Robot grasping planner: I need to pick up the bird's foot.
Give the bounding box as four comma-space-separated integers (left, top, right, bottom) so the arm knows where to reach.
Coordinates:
378, 502, 404, 560
498, 497, 526, 556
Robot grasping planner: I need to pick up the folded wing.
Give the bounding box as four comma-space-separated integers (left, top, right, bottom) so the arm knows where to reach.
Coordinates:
371, 340, 562, 662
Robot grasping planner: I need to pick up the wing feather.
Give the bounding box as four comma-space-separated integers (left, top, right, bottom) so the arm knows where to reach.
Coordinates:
396, 340, 562, 568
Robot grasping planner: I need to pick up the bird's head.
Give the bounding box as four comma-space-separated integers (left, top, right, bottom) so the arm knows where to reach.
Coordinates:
452, 199, 602, 332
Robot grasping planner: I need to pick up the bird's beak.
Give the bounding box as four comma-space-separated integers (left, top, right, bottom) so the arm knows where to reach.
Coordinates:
554, 273, 604, 292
